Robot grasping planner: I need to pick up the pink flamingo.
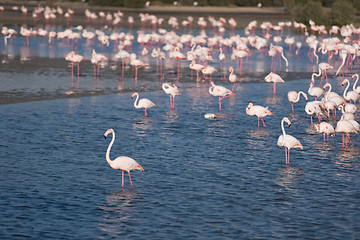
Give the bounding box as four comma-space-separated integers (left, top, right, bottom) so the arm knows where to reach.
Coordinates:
65, 51, 86, 90
264, 72, 285, 96
314, 122, 335, 142
246, 102, 274, 129
130, 53, 147, 85
277, 117, 303, 165
104, 128, 144, 188
209, 81, 234, 112
162, 83, 181, 110
189, 60, 205, 85
131, 92, 155, 117
287, 91, 308, 113
228, 66, 238, 91
91, 50, 107, 89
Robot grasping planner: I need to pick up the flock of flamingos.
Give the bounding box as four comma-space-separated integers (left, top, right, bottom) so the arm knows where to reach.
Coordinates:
2, 4, 360, 187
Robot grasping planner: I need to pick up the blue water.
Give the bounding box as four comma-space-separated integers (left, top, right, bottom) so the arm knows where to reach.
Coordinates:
1, 18, 360, 239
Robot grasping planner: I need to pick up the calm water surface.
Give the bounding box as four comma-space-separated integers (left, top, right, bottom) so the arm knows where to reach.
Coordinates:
0, 20, 360, 239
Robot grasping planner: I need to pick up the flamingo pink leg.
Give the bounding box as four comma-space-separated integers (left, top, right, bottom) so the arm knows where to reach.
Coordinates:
219, 97, 222, 112
273, 82, 276, 95
122, 171, 124, 188
285, 147, 287, 164
128, 172, 133, 186
144, 108, 148, 117
261, 117, 266, 128
291, 103, 294, 113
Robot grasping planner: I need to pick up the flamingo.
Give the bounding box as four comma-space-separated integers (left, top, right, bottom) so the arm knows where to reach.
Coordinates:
308, 82, 324, 100
264, 72, 285, 96
305, 101, 322, 125
313, 62, 333, 85
189, 60, 205, 85
131, 92, 155, 117
130, 53, 147, 83
246, 102, 274, 129
162, 83, 181, 109
228, 66, 238, 91
342, 79, 359, 104
335, 120, 357, 149
287, 91, 308, 113
91, 50, 108, 88
65, 51, 86, 90
209, 81, 234, 112
314, 122, 335, 142
352, 73, 360, 94
277, 117, 303, 165
104, 129, 144, 188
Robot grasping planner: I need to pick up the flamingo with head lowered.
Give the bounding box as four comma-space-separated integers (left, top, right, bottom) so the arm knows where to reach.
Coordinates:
104, 128, 144, 188
277, 117, 303, 165
287, 91, 308, 113
246, 102, 274, 129
209, 81, 234, 112
162, 83, 181, 109
131, 92, 155, 117
264, 72, 285, 96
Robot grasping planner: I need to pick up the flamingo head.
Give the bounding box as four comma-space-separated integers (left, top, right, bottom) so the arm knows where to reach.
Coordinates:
104, 128, 114, 139
131, 92, 138, 98
246, 102, 253, 110
137, 164, 145, 172
283, 117, 291, 127
341, 79, 349, 86
314, 124, 320, 132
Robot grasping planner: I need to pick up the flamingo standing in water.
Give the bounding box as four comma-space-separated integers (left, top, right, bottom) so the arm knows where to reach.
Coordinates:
314, 122, 335, 142
287, 91, 308, 113
246, 102, 274, 129
130, 53, 147, 83
162, 83, 181, 109
65, 51, 86, 90
228, 66, 238, 91
335, 119, 357, 149
91, 50, 108, 89
312, 62, 333, 85
104, 128, 144, 188
342, 78, 359, 104
189, 60, 205, 84
131, 92, 155, 117
209, 81, 234, 112
264, 72, 285, 96
277, 117, 303, 165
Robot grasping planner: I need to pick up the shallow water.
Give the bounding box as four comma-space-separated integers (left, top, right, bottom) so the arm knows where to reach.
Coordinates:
1, 21, 360, 239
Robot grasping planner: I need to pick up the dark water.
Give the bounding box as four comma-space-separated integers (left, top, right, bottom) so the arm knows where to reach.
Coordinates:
1, 20, 360, 239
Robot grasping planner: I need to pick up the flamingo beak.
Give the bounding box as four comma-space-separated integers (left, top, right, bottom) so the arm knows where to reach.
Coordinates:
138, 164, 144, 171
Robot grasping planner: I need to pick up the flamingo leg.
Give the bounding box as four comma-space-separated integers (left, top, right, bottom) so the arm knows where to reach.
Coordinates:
273, 82, 276, 95
257, 116, 260, 129
71, 62, 74, 89
261, 117, 266, 128
77, 63, 80, 91
218, 97, 222, 112
291, 103, 294, 113
144, 108, 148, 117
323, 133, 326, 142
285, 147, 287, 164
172, 96, 175, 109
342, 133, 345, 149
169, 96, 172, 109
287, 148, 290, 165
128, 172, 133, 186
122, 171, 124, 188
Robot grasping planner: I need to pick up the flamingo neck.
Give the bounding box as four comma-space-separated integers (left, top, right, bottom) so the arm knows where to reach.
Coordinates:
106, 131, 115, 167
281, 119, 287, 143
353, 75, 359, 91
133, 93, 139, 108
343, 80, 349, 98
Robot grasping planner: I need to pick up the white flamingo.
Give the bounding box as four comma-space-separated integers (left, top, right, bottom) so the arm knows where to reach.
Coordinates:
277, 117, 303, 165
246, 102, 274, 129
314, 122, 335, 142
104, 129, 144, 188
162, 83, 181, 109
131, 92, 156, 117
287, 91, 307, 112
